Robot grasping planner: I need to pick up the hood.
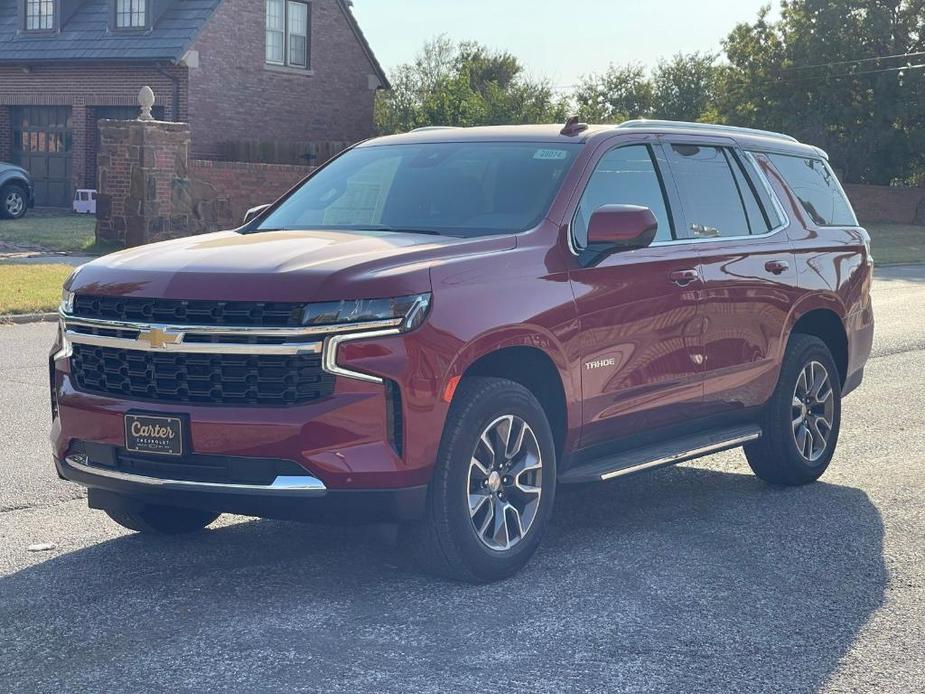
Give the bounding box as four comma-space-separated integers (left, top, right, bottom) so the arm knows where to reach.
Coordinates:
68, 229, 516, 302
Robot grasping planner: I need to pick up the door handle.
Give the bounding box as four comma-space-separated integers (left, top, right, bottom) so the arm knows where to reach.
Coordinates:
765, 260, 790, 275
669, 269, 700, 287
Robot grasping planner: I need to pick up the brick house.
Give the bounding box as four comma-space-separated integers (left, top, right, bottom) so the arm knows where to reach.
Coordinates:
0, 0, 388, 207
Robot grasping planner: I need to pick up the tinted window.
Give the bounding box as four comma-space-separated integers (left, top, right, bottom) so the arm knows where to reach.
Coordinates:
257, 142, 581, 237
667, 144, 766, 238
573, 145, 673, 249
767, 153, 856, 226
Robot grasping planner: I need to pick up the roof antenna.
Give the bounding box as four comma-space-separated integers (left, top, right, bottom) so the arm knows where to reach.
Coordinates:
560, 115, 588, 136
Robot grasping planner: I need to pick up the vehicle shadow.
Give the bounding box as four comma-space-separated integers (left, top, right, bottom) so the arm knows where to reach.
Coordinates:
1, 464, 885, 694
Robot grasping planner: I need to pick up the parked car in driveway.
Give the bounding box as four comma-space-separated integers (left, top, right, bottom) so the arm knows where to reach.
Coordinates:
0, 162, 33, 219
50, 119, 874, 582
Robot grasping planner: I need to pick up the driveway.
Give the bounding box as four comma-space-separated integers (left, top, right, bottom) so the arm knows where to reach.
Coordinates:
1, 267, 923, 693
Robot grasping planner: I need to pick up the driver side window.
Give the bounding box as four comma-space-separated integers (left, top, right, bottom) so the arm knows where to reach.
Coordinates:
573, 145, 674, 249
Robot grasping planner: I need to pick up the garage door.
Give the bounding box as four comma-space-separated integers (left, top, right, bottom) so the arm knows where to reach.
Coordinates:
11, 106, 73, 208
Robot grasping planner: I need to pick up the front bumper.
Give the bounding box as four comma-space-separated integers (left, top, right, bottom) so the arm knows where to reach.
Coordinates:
57, 454, 427, 522
50, 307, 455, 521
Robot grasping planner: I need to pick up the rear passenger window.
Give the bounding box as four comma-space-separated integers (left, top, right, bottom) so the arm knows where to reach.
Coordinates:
666, 144, 770, 238
573, 145, 673, 249
766, 153, 857, 226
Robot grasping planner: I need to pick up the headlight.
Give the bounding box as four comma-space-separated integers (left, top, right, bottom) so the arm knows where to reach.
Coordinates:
301, 293, 431, 332
60, 289, 75, 315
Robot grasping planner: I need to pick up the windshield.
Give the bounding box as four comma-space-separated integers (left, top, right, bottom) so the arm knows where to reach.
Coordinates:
255, 142, 581, 237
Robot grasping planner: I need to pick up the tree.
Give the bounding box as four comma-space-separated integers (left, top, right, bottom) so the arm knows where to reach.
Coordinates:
573, 54, 719, 124
651, 52, 719, 122
717, 1, 925, 184
375, 38, 568, 134
574, 64, 653, 123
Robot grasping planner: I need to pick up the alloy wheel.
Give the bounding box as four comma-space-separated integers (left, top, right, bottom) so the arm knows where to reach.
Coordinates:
4, 190, 25, 218
467, 414, 543, 552
791, 361, 835, 462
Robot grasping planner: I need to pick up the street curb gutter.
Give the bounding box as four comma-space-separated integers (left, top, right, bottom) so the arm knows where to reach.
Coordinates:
0, 312, 57, 325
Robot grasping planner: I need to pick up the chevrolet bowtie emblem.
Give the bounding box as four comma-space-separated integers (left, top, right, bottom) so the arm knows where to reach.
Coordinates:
137, 328, 182, 349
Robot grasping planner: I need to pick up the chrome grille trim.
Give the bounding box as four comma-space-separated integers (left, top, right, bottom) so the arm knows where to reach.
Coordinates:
59, 313, 403, 357
58, 311, 405, 384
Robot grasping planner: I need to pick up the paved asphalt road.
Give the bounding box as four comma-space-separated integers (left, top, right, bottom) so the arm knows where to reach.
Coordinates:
1, 267, 924, 694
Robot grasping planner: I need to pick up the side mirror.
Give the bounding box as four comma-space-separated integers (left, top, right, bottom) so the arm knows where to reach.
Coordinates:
581, 204, 659, 266
243, 204, 271, 225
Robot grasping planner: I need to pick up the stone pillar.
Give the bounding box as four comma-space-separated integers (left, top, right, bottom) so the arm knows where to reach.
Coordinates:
95, 90, 192, 247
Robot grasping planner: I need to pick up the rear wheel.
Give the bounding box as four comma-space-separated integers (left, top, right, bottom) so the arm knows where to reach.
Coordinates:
745, 334, 842, 485
405, 377, 557, 583
1, 183, 28, 220
105, 503, 220, 535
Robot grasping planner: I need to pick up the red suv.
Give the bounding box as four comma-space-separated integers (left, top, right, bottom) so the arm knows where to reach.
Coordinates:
50, 119, 874, 582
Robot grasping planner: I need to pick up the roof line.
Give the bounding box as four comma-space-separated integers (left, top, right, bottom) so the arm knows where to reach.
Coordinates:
336, 0, 390, 90
171, 0, 222, 65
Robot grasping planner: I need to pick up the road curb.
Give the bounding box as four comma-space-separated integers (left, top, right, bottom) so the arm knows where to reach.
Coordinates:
0, 312, 57, 325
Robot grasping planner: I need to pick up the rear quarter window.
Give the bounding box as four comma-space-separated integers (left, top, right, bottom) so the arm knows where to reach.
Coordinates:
766, 153, 857, 227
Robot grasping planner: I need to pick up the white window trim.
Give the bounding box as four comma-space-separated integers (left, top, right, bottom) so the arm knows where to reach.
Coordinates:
265, 0, 310, 70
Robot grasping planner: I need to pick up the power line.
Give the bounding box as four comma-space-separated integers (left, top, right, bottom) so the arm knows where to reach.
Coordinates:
774, 61, 925, 84
780, 50, 925, 72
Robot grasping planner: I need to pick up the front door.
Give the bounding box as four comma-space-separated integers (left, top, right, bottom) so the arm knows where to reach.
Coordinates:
568, 141, 704, 449
11, 106, 73, 208
660, 139, 800, 416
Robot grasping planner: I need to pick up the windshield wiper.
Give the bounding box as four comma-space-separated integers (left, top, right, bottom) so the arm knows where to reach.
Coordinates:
352, 225, 442, 236
252, 225, 443, 236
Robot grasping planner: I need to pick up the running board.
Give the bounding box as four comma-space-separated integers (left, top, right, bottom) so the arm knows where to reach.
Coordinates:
559, 425, 763, 484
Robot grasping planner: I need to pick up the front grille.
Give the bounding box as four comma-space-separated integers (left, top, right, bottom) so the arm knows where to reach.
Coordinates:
71, 344, 335, 406
73, 295, 305, 327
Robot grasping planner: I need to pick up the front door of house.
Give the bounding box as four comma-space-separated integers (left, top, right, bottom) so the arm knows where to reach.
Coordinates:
11, 106, 73, 208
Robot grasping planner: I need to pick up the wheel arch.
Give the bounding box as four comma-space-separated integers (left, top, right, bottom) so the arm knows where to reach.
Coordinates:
788, 308, 849, 389
458, 345, 570, 461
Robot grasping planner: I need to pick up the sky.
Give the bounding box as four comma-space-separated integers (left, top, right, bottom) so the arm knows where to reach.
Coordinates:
352, 0, 779, 89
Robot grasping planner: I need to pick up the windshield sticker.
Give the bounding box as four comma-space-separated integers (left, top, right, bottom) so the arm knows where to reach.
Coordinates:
533, 149, 569, 161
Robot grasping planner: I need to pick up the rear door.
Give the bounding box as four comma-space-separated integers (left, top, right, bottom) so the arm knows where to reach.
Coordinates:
660, 137, 800, 416
568, 137, 704, 449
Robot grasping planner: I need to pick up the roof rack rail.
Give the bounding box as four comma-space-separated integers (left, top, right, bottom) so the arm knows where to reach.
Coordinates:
616, 119, 799, 143
409, 126, 462, 132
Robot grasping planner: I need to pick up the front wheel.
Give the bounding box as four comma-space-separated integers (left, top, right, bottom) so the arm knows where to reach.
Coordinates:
405, 377, 557, 583
745, 334, 842, 486
1, 184, 28, 220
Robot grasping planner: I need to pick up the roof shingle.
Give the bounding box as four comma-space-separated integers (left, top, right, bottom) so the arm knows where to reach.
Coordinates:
0, 0, 220, 63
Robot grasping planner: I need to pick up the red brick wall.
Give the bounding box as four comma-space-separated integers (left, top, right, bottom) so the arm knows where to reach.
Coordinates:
844, 184, 925, 225
0, 63, 188, 195
0, 106, 10, 163
187, 0, 380, 161
190, 159, 314, 232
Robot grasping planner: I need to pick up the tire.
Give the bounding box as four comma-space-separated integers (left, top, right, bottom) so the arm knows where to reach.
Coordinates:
404, 377, 557, 583
1, 183, 28, 220
105, 503, 220, 535
745, 334, 842, 486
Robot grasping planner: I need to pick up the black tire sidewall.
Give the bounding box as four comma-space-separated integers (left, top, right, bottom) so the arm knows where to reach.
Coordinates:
765, 335, 843, 480
433, 378, 557, 581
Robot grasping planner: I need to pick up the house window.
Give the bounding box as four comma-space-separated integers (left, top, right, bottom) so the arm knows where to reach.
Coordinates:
115, 0, 146, 28
266, 0, 310, 69
24, 0, 55, 31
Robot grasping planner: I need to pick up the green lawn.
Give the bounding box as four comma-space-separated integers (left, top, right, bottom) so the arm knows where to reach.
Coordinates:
0, 264, 72, 315
0, 213, 96, 253
867, 223, 925, 266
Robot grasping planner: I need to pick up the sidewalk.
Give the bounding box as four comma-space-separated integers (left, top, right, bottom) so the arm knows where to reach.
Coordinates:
0, 251, 96, 266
